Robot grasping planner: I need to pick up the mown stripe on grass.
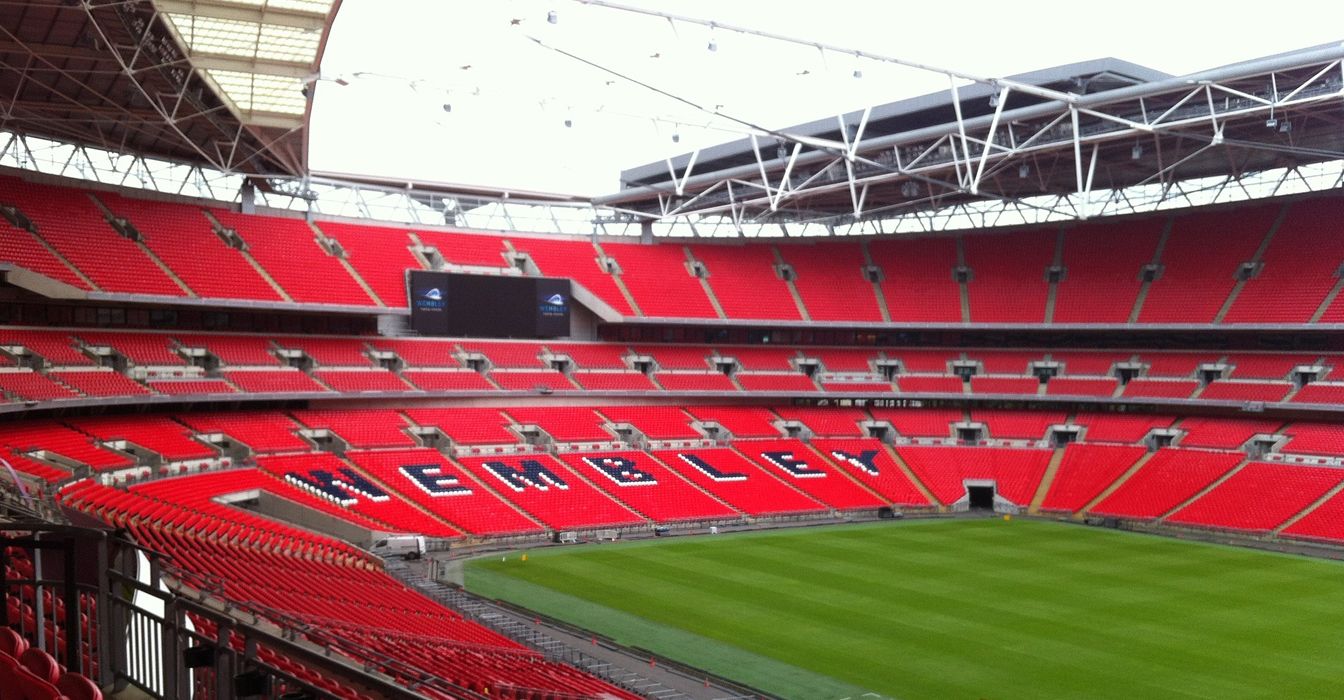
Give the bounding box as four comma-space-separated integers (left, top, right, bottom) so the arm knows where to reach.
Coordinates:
469, 519, 1344, 699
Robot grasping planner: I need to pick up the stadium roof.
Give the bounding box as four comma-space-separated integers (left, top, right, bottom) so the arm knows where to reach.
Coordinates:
0, 0, 342, 177
598, 43, 1344, 228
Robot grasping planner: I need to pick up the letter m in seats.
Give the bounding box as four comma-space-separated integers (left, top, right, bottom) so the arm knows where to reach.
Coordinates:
483, 459, 569, 492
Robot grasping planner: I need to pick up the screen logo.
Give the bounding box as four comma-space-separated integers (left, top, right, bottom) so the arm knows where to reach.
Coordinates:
539, 291, 568, 317
413, 285, 447, 311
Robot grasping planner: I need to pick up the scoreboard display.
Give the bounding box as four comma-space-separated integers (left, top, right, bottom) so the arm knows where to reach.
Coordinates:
407, 270, 571, 338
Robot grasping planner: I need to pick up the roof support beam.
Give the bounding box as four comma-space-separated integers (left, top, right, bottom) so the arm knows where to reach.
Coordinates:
152, 0, 328, 31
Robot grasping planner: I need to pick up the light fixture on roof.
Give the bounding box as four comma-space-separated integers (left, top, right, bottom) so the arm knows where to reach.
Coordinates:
564, 118, 573, 128
900, 181, 920, 197
1265, 116, 1278, 128
1131, 144, 1143, 160
671, 133, 680, 143
1018, 164, 1030, 179
853, 69, 862, 79
1279, 120, 1292, 133
547, 10, 557, 24
707, 37, 718, 52
988, 93, 999, 108
442, 103, 452, 113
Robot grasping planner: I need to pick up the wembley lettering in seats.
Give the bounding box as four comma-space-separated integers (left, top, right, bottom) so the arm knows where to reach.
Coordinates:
829, 449, 881, 475
582, 456, 657, 486
399, 463, 472, 497
483, 459, 569, 492
760, 451, 826, 478
285, 468, 392, 506
677, 453, 747, 481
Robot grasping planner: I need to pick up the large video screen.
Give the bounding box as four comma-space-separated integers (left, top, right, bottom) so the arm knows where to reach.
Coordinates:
407, 271, 571, 338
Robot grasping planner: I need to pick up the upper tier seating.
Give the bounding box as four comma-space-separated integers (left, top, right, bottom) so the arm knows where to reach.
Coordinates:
213, 210, 375, 306
4, 178, 181, 296
600, 242, 719, 318
867, 236, 962, 322
413, 229, 509, 268
99, 192, 282, 301
776, 243, 883, 322
315, 221, 422, 308
509, 237, 634, 315
964, 229, 1055, 323
4, 175, 1344, 329
1225, 198, 1344, 323
691, 244, 801, 320
1138, 204, 1278, 323
0, 180, 94, 289
1053, 219, 1163, 323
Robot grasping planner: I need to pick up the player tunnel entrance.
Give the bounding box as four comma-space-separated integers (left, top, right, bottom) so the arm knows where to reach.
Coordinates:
957, 479, 1016, 514
967, 484, 996, 511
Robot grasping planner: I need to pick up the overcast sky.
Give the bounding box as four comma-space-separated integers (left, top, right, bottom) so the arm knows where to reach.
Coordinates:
309, 0, 1344, 196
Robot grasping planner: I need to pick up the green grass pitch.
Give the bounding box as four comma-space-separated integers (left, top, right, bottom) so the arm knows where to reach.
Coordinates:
466, 518, 1344, 699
